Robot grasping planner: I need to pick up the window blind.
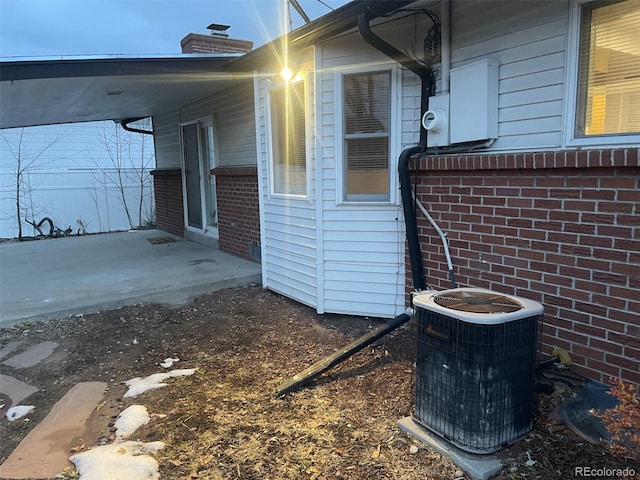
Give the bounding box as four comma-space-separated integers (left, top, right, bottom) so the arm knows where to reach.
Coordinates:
577, 0, 640, 136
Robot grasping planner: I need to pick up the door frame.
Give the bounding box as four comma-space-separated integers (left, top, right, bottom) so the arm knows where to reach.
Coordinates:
179, 116, 219, 238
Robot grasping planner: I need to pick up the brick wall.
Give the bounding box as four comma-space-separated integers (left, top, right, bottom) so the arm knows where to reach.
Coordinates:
150, 169, 184, 238
409, 148, 640, 384
180, 33, 253, 54
211, 166, 260, 262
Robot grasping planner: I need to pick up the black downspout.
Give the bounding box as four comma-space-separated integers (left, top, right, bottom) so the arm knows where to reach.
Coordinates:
358, 8, 435, 292
120, 117, 153, 135
399, 145, 426, 291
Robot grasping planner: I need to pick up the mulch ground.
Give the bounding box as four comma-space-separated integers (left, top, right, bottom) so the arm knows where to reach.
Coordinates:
1, 285, 638, 479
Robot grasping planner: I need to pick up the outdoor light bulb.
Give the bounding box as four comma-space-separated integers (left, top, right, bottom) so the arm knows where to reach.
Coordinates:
280, 67, 293, 81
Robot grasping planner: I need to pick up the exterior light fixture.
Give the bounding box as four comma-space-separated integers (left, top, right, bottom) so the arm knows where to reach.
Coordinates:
280, 67, 294, 81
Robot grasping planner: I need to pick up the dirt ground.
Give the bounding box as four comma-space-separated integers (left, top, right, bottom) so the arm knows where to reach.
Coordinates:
1, 285, 638, 479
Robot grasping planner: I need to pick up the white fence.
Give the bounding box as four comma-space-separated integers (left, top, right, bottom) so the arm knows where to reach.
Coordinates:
0, 121, 155, 239
0, 167, 154, 238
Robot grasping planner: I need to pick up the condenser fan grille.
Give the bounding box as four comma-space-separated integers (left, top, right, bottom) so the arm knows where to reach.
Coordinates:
433, 290, 523, 314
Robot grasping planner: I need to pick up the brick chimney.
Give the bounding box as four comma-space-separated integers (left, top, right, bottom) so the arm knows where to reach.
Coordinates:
180, 23, 253, 54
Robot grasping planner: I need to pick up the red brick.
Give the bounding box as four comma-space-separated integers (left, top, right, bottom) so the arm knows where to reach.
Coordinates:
576, 257, 610, 271
598, 202, 634, 214
571, 344, 604, 361
600, 176, 637, 188
573, 322, 607, 338
546, 253, 579, 270
544, 314, 573, 331
575, 279, 608, 294
564, 222, 597, 234
620, 369, 640, 385
585, 358, 621, 378
582, 189, 616, 200
609, 332, 640, 349
608, 308, 640, 323
604, 353, 639, 370
618, 189, 640, 201
624, 346, 640, 361
591, 271, 630, 286
152, 169, 184, 238
580, 235, 613, 248
590, 337, 623, 355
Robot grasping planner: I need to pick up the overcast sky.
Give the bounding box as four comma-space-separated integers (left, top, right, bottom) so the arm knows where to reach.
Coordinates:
0, 0, 350, 57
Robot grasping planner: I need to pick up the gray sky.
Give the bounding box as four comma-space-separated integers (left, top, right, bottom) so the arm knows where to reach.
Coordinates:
0, 0, 350, 57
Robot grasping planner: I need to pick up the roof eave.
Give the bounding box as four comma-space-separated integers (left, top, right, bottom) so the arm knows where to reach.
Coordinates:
226, 0, 417, 72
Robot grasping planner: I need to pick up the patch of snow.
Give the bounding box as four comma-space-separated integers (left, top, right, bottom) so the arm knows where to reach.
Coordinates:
160, 357, 179, 368
70, 440, 165, 480
6, 405, 34, 421
124, 368, 197, 398
114, 405, 150, 441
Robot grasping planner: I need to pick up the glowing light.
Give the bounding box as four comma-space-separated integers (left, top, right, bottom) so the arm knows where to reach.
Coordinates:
280, 67, 294, 81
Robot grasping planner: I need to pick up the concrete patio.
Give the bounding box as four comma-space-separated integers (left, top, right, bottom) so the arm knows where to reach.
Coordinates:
0, 229, 262, 327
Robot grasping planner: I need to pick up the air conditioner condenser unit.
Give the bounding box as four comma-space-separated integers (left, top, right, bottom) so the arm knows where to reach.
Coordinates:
412, 288, 543, 454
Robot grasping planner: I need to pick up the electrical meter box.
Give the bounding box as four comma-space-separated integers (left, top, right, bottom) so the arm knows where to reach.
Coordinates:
449, 59, 499, 144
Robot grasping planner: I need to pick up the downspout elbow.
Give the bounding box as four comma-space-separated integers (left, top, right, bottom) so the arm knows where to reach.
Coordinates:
120, 118, 153, 135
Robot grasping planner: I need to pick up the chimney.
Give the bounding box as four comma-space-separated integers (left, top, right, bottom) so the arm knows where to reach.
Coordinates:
180, 23, 253, 54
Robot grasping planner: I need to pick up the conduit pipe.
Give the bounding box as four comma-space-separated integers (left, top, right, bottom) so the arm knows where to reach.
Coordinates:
440, 0, 451, 94
413, 194, 456, 288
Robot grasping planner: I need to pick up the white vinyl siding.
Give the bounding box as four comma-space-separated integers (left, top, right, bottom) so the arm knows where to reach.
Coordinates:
154, 81, 256, 170
152, 110, 181, 169
317, 41, 407, 318
257, 0, 640, 319
449, 0, 568, 150
256, 52, 318, 310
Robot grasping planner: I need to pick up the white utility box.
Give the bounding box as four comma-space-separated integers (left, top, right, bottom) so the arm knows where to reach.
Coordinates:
449, 59, 499, 144
423, 94, 450, 148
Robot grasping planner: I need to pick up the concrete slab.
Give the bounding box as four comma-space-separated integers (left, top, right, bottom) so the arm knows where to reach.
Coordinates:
0, 229, 261, 327
397, 417, 504, 480
0, 374, 38, 408
0, 381, 107, 479
2, 341, 59, 368
0, 341, 23, 360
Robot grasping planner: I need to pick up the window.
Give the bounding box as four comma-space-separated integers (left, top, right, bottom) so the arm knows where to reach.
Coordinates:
576, 0, 640, 137
343, 71, 391, 202
270, 80, 306, 196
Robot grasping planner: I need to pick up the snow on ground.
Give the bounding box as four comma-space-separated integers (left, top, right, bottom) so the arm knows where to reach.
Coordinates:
6, 405, 34, 421
159, 357, 179, 368
67, 365, 196, 479
69, 441, 165, 480
124, 368, 197, 398
114, 405, 150, 441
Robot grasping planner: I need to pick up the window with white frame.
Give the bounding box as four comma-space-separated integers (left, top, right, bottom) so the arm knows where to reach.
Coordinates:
269, 80, 307, 196
343, 71, 391, 202
576, 0, 640, 137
